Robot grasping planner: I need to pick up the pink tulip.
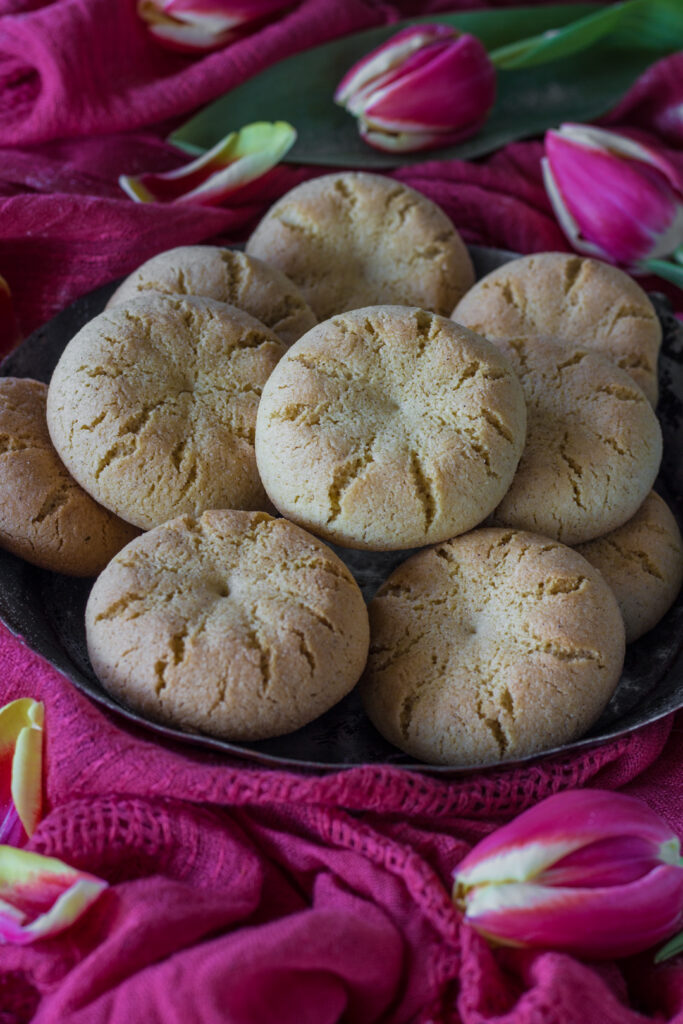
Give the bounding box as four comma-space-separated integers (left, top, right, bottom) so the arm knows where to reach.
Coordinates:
0, 700, 44, 848
542, 123, 683, 268
138, 0, 294, 53
334, 24, 496, 153
453, 790, 683, 959
0, 846, 107, 944
119, 121, 296, 205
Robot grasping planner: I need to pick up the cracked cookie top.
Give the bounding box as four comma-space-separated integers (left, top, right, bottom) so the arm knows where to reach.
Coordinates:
254, 306, 527, 551
106, 246, 317, 347
451, 252, 661, 406
85, 510, 370, 741
0, 377, 138, 575
490, 337, 662, 545
360, 527, 625, 766
46, 294, 287, 530
245, 172, 474, 322
576, 491, 683, 643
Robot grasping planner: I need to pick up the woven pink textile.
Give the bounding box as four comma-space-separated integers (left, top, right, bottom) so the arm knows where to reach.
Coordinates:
0, 2, 682, 1021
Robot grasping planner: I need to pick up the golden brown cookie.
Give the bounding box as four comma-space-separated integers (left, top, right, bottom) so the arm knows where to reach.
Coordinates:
452, 253, 661, 405
106, 246, 317, 347
0, 377, 138, 575
86, 510, 370, 741
255, 306, 527, 550
246, 172, 474, 321
490, 337, 662, 545
576, 491, 683, 643
47, 294, 286, 530
361, 528, 625, 766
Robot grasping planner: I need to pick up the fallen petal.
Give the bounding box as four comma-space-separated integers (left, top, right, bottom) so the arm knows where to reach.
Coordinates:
0, 846, 107, 944
0, 700, 44, 844
120, 122, 296, 205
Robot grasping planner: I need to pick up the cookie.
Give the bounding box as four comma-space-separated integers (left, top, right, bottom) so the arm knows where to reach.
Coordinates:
452, 253, 661, 405
246, 172, 474, 321
255, 306, 527, 550
0, 377, 138, 575
576, 491, 683, 643
47, 294, 286, 530
106, 246, 317, 347
361, 528, 625, 766
86, 510, 370, 741
490, 337, 662, 545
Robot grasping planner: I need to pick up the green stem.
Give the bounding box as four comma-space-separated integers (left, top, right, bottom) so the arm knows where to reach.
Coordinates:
673, 244, 683, 266
640, 258, 683, 289
655, 929, 683, 963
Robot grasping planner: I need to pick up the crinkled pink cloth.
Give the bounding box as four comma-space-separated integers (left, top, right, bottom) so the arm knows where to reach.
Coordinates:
0, 3, 682, 1022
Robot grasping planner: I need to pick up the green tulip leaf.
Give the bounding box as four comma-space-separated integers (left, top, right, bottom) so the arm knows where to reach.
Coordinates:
654, 929, 683, 964
170, 2, 682, 170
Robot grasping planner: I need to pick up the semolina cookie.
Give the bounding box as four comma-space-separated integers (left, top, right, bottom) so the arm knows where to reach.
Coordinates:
246, 172, 474, 321
47, 294, 286, 530
361, 528, 625, 766
255, 306, 527, 550
490, 337, 662, 545
86, 510, 370, 741
106, 246, 317, 347
452, 252, 661, 405
0, 378, 138, 575
576, 491, 683, 643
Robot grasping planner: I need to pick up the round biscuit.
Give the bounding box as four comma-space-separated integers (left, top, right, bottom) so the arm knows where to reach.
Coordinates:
255, 306, 527, 550
86, 510, 370, 741
246, 172, 474, 321
576, 491, 683, 643
106, 246, 317, 346
452, 252, 661, 405
47, 294, 286, 530
0, 378, 138, 575
361, 528, 625, 766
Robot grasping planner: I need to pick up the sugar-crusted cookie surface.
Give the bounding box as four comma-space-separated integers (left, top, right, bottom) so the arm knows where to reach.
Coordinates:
452, 253, 661, 405
0, 377, 138, 575
107, 246, 316, 347
86, 510, 370, 741
246, 172, 474, 321
47, 294, 286, 530
490, 337, 662, 545
361, 528, 625, 766
576, 491, 683, 643
255, 307, 527, 550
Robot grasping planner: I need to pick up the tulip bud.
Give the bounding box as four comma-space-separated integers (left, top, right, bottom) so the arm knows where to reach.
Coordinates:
542, 123, 683, 269
119, 121, 296, 205
138, 0, 294, 53
453, 790, 683, 959
334, 24, 496, 153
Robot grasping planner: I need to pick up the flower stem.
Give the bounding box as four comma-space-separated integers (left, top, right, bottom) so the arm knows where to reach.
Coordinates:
655, 929, 683, 963
674, 245, 683, 267
640, 258, 683, 289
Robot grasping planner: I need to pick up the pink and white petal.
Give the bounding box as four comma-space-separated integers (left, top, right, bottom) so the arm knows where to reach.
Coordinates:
0, 700, 43, 843
455, 791, 679, 888
0, 846, 107, 945
463, 866, 683, 959
120, 122, 296, 205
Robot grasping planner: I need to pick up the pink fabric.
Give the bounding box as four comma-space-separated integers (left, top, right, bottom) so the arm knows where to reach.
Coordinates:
0, 2, 682, 1022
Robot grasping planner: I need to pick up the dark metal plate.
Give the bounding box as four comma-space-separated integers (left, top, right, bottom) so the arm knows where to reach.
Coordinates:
1, 246, 682, 774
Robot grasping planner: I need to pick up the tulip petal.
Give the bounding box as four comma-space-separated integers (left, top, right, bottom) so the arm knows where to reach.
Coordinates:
138, 0, 294, 52
543, 123, 683, 266
0, 700, 44, 843
120, 122, 296, 205
0, 846, 107, 944
335, 24, 495, 154
456, 790, 679, 890
462, 866, 683, 959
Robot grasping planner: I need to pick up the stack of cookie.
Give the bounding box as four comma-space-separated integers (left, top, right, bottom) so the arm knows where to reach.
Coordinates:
1, 170, 680, 766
